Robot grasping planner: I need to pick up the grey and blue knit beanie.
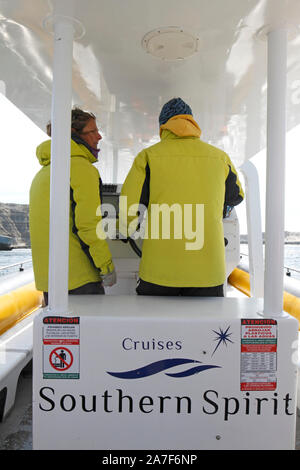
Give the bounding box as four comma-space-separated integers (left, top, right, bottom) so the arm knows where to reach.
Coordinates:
159, 98, 193, 126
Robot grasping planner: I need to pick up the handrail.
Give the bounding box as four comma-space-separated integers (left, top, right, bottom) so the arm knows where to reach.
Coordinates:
285, 267, 300, 276
228, 267, 300, 328
240, 252, 300, 276
0, 259, 32, 273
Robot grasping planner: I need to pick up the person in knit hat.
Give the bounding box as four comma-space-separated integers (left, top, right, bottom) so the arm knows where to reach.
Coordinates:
120, 97, 244, 296
159, 97, 193, 126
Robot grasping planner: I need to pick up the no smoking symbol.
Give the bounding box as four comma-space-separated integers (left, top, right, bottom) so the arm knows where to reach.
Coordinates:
49, 347, 73, 371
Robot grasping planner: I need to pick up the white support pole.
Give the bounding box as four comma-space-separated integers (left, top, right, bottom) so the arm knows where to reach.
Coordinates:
240, 161, 264, 298
263, 28, 287, 316
113, 147, 119, 183
48, 16, 74, 314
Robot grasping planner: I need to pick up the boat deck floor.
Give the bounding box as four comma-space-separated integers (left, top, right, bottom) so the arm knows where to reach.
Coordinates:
0, 361, 32, 450
0, 360, 299, 450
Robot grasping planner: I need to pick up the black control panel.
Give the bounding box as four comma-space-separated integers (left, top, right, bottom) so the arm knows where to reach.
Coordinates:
102, 184, 120, 195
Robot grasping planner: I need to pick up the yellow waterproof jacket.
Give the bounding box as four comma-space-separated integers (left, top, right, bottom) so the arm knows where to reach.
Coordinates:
29, 139, 113, 292
120, 115, 244, 287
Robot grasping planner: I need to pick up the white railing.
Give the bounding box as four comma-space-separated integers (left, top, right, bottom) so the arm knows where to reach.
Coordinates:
0, 259, 32, 276
240, 252, 300, 278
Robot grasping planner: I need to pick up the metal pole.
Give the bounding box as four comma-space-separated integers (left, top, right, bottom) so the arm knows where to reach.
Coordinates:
48, 16, 74, 314
263, 28, 287, 316
240, 161, 264, 298
113, 147, 119, 183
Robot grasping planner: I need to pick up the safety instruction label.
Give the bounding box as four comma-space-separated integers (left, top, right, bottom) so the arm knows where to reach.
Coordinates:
42, 316, 80, 379
240, 319, 277, 391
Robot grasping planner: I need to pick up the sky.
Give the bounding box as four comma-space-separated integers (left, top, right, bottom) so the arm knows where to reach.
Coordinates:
0, 92, 299, 235
0, 93, 47, 203
235, 122, 300, 234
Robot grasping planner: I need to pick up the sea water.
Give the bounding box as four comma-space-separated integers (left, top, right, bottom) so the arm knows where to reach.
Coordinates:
240, 244, 300, 280
0, 248, 32, 276
0, 246, 300, 280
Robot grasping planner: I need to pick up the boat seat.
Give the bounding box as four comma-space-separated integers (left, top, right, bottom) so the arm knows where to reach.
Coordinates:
0, 276, 43, 421
298, 331, 300, 416
0, 311, 39, 421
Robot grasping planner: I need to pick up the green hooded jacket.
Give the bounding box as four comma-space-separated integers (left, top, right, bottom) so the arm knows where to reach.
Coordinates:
119, 115, 244, 287
29, 139, 113, 292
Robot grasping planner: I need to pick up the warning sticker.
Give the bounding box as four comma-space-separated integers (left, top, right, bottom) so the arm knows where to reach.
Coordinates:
49, 347, 73, 371
43, 316, 80, 379
240, 319, 277, 391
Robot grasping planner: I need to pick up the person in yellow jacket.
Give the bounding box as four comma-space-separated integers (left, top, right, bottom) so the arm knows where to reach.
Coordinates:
29, 107, 116, 305
119, 98, 244, 296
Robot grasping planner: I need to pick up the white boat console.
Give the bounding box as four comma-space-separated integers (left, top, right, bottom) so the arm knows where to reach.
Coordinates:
31, 196, 298, 450
33, 295, 298, 450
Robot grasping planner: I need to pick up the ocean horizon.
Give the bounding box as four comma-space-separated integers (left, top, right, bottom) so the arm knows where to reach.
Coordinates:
0, 244, 300, 281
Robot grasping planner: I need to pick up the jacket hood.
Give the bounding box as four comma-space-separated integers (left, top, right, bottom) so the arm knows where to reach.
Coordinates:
159, 114, 202, 139
36, 139, 98, 166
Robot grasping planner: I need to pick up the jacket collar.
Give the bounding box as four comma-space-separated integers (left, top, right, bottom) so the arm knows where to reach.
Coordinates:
36, 139, 98, 166
160, 114, 202, 139
71, 133, 100, 160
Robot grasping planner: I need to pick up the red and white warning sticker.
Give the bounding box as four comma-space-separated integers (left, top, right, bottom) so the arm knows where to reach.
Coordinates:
49, 347, 74, 371
43, 316, 80, 379
240, 319, 277, 391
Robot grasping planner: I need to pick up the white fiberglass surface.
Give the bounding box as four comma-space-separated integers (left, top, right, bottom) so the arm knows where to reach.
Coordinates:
0, 0, 300, 179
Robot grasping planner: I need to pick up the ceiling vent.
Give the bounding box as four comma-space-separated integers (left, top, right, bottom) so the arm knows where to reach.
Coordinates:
142, 26, 200, 61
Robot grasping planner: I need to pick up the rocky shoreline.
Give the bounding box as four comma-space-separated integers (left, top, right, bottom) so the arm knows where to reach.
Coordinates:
0, 203, 30, 248
240, 232, 300, 244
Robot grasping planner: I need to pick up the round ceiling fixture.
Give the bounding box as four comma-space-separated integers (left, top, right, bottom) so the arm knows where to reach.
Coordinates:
142, 26, 200, 61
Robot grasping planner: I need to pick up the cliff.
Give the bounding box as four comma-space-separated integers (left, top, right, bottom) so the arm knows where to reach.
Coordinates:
0, 203, 30, 248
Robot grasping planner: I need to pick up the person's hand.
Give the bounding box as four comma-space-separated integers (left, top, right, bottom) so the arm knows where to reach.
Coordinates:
101, 269, 117, 287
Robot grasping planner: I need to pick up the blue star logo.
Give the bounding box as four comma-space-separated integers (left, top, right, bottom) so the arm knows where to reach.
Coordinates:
212, 326, 233, 356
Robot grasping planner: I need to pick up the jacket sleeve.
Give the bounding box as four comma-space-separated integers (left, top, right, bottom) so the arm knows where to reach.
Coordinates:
70, 157, 114, 275
119, 150, 150, 238
223, 154, 244, 215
